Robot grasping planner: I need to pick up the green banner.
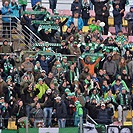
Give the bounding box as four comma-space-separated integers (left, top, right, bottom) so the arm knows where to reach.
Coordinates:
34, 43, 61, 47
38, 25, 59, 31
82, 53, 103, 57
22, 11, 47, 15
31, 20, 54, 25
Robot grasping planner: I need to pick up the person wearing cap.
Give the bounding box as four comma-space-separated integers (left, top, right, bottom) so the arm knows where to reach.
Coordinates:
95, 102, 114, 125
74, 100, 83, 126
64, 92, 75, 126
61, 56, 71, 72
103, 54, 117, 83
60, 87, 71, 100
40, 88, 54, 127
54, 96, 67, 128
34, 78, 49, 99
125, 6, 133, 36
1, 40, 13, 53
116, 87, 130, 123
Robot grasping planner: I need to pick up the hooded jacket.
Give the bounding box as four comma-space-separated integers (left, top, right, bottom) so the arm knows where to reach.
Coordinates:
103, 54, 117, 76
125, 7, 133, 23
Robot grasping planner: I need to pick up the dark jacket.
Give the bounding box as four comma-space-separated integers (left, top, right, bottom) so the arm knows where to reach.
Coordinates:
81, 2, 90, 19
96, 107, 114, 124
41, 93, 54, 108
90, 0, 108, 14
96, 6, 109, 24
71, 1, 81, 15
38, 56, 55, 74
113, 8, 123, 25
55, 101, 67, 119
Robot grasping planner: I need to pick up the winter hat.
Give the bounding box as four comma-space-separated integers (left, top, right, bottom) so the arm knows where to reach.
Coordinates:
46, 88, 52, 94
74, 76, 79, 81
38, 78, 43, 82
75, 100, 80, 105
56, 64, 61, 68
65, 88, 70, 93
54, 96, 61, 100
67, 93, 72, 97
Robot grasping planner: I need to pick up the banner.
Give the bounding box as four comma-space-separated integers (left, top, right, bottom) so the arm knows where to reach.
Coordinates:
38, 25, 59, 32
33, 43, 61, 47
22, 11, 47, 15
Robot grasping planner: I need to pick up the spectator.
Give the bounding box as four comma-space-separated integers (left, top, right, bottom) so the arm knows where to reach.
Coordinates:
125, 6, 133, 36
113, 4, 124, 34
116, 87, 130, 123
66, 11, 84, 31
1, 40, 13, 53
54, 96, 67, 128
34, 78, 49, 99
103, 54, 117, 82
30, 102, 44, 127
21, 57, 34, 72
96, 5, 109, 35
81, 0, 90, 26
74, 101, 83, 126
71, 0, 82, 16
95, 102, 114, 125
80, 55, 101, 76
9, 0, 21, 30
37, 55, 55, 74
49, 0, 57, 13
41, 89, 54, 127
1, 1, 13, 38
90, 0, 109, 20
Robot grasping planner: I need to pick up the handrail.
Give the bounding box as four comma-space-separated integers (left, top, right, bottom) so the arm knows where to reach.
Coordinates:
15, 16, 41, 41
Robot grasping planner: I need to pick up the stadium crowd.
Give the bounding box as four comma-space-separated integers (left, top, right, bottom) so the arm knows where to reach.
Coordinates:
0, 0, 133, 130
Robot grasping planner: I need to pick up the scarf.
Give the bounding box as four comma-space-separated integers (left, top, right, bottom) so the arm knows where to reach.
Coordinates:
70, 70, 75, 84
120, 93, 128, 106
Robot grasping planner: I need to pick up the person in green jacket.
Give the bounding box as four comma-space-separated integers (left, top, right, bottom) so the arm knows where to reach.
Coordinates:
74, 101, 83, 126
18, 0, 27, 11
34, 78, 49, 99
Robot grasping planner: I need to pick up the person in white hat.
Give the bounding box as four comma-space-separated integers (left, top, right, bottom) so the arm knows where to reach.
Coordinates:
54, 96, 67, 128
41, 88, 54, 127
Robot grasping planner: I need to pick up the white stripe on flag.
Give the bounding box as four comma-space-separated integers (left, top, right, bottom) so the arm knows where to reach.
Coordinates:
0, 129, 1, 133
39, 128, 59, 133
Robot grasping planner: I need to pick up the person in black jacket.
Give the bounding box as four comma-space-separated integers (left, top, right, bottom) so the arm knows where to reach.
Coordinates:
54, 96, 67, 128
71, 0, 82, 16
113, 4, 124, 34
40, 89, 55, 127
14, 100, 26, 129
112, 0, 126, 11
96, 5, 109, 35
81, 0, 90, 26
95, 102, 114, 125
90, 0, 109, 20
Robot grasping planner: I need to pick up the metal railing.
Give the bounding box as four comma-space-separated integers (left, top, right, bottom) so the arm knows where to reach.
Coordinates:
0, 15, 42, 50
